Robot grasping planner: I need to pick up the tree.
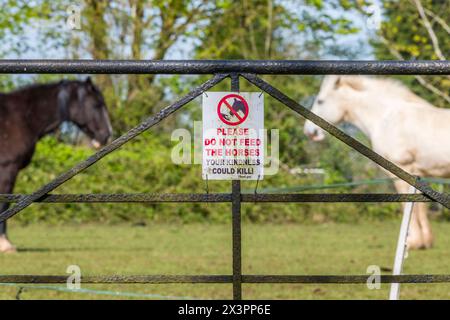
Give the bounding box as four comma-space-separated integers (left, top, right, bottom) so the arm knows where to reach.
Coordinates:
367, 0, 449, 107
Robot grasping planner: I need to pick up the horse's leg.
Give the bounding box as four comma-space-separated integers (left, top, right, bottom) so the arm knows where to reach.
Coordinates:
416, 202, 433, 249
0, 164, 19, 253
0, 218, 5, 234
393, 180, 424, 250
0, 205, 11, 252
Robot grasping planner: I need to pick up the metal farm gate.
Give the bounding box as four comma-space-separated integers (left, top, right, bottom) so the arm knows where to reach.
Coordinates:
0, 60, 450, 300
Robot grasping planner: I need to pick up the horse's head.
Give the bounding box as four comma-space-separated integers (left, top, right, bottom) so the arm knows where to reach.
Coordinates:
66, 77, 113, 148
303, 75, 364, 141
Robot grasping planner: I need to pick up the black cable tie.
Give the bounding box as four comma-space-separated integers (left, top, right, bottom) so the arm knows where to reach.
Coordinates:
254, 174, 261, 203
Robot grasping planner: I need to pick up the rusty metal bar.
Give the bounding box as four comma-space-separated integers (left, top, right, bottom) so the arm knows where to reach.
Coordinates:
242, 274, 450, 284
230, 74, 242, 300
0, 194, 230, 203
243, 193, 435, 202
0, 275, 232, 284
1, 274, 450, 284
0, 74, 228, 224
0, 60, 449, 75
0, 193, 435, 203
240, 73, 450, 209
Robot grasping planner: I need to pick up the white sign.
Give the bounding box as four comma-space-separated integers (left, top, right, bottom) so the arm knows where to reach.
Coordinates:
202, 92, 264, 180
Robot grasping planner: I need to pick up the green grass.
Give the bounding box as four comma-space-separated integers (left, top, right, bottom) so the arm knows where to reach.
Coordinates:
1, 221, 450, 300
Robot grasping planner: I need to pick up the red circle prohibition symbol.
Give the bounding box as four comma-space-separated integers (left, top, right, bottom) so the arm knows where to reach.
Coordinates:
217, 94, 249, 126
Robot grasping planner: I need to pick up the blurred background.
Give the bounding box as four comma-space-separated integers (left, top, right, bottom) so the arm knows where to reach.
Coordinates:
1, 0, 450, 300
0, 0, 448, 225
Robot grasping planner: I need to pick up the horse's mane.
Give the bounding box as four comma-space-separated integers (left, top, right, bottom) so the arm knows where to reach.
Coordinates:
344, 75, 431, 106
8, 81, 71, 95
8, 82, 52, 95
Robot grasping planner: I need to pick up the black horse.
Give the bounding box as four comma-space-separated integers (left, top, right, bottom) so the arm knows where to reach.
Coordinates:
231, 98, 246, 116
0, 77, 112, 252
221, 98, 247, 121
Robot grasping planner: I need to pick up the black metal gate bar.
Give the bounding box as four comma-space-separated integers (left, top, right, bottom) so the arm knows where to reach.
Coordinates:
230, 74, 242, 300
0, 73, 228, 224
0, 60, 449, 75
242, 275, 450, 284
0, 275, 233, 284
243, 194, 434, 202
0, 193, 435, 203
2, 274, 450, 284
240, 73, 450, 209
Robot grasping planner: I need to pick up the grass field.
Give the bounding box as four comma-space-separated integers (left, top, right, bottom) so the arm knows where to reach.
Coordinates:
1, 221, 450, 300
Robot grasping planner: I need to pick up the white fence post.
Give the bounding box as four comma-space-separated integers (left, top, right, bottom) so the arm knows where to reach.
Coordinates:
389, 185, 417, 300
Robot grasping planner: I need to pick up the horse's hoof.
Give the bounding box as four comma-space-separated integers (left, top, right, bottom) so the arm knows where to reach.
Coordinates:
407, 244, 422, 250
0, 236, 17, 254
1, 246, 17, 254
423, 243, 433, 249
422, 234, 434, 249
406, 238, 425, 250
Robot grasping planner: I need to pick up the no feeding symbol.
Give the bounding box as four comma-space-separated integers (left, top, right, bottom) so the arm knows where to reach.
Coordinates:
217, 94, 249, 126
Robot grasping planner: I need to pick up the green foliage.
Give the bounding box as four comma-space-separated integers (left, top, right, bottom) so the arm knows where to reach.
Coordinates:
371, 0, 450, 108
10, 132, 417, 225
12, 134, 303, 224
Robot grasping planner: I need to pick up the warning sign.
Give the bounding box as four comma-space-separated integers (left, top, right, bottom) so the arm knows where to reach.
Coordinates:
202, 92, 264, 180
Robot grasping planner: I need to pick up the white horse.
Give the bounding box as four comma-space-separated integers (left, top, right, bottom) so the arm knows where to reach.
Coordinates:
304, 75, 450, 249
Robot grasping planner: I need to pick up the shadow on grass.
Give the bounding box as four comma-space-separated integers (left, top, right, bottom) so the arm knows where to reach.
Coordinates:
16, 246, 156, 253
